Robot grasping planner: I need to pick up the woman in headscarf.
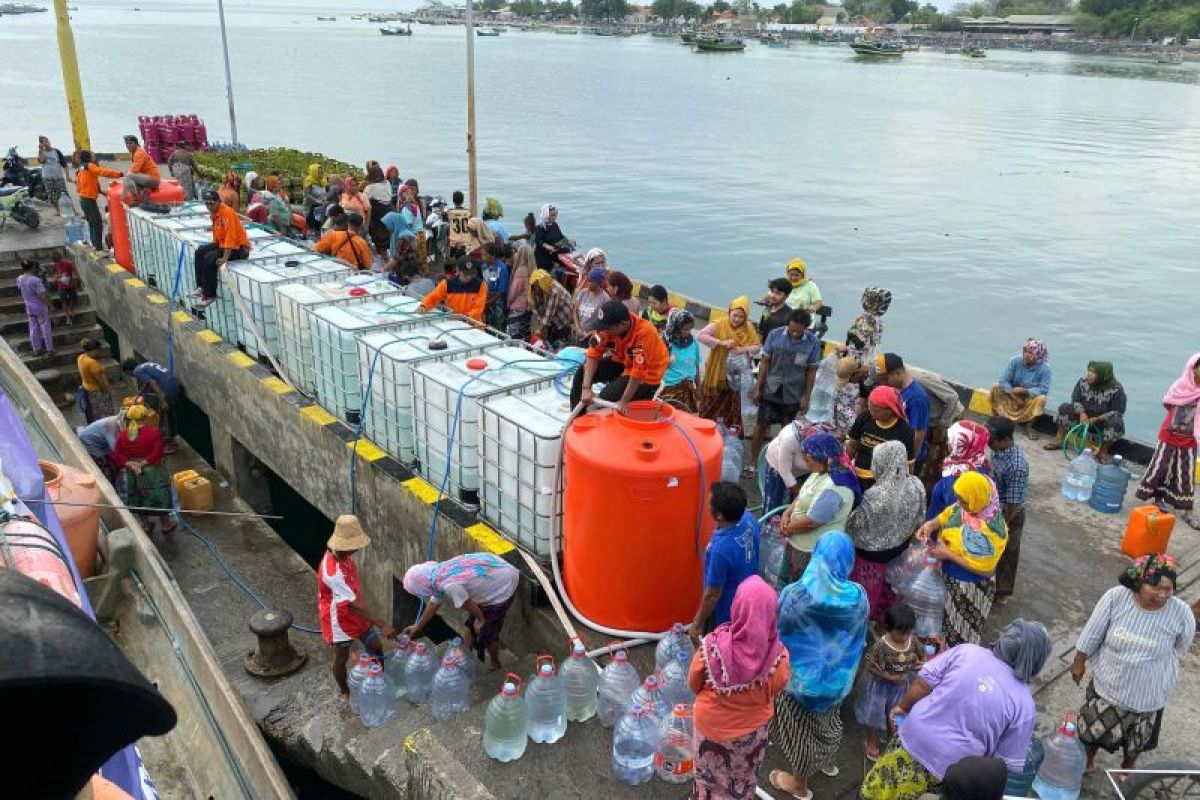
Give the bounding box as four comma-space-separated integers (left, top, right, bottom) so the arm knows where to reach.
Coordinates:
573, 267, 608, 343
862, 619, 1050, 800
689, 576, 790, 800
261, 175, 296, 237
784, 257, 823, 312
481, 197, 509, 244
302, 163, 324, 192
302, 165, 328, 233
111, 403, 174, 534
769, 532, 868, 800
860, 287, 892, 347
697, 297, 762, 434
1047, 361, 1127, 461
242, 170, 261, 204
362, 164, 393, 252
915, 471, 1008, 646
989, 338, 1053, 432
659, 308, 701, 414
218, 171, 241, 211
1136, 354, 1200, 528
384, 164, 401, 204
528, 267, 574, 350
846, 386, 915, 488
532, 203, 570, 273
781, 433, 862, 580
339, 175, 369, 226
605, 270, 639, 316
1070, 553, 1195, 773
848, 440, 927, 622
505, 244, 534, 340
926, 420, 990, 520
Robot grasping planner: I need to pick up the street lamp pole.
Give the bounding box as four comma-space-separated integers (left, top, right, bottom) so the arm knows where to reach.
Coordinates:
465, 0, 478, 215
216, 0, 240, 146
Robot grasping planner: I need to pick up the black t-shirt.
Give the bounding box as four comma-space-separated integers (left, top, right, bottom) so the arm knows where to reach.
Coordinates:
848, 411, 914, 474
758, 305, 791, 339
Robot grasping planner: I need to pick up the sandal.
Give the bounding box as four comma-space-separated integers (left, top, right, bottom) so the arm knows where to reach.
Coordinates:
820, 762, 840, 777
768, 770, 812, 800
1042, 441, 1063, 451
864, 744, 881, 761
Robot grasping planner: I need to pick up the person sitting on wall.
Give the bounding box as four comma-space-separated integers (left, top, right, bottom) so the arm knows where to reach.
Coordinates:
190, 189, 251, 308
569, 300, 670, 416
989, 338, 1053, 438
402, 553, 520, 670
120, 134, 160, 206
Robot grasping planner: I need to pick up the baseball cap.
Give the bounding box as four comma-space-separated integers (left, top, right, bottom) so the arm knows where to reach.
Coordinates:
584, 300, 630, 333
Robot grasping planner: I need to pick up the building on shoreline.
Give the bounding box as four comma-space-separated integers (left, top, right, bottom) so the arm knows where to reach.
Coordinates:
958, 14, 1076, 36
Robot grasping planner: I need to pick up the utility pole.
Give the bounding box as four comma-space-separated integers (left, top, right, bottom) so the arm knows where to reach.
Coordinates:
465, 0, 478, 215
216, 0, 240, 146
52, 0, 91, 152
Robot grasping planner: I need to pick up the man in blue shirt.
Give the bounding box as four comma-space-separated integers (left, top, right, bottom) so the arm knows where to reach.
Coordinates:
750, 308, 823, 475
880, 353, 931, 467
123, 358, 183, 446
687, 482, 760, 636
987, 416, 1030, 603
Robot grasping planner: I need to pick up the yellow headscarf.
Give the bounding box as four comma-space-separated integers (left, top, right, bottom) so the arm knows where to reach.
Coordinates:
125, 403, 148, 440
787, 257, 808, 286
529, 268, 554, 302
936, 471, 1008, 576
952, 471, 992, 514
302, 163, 324, 191
701, 296, 761, 390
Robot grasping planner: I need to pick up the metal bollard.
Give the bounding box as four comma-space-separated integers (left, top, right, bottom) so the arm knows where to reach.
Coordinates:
244, 607, 306, 678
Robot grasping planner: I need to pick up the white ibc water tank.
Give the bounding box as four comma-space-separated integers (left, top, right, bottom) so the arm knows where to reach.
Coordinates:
229, 254, 348, 359
357, 319, 507, 464
126, 203, 209, 288
478, 384, 574, 557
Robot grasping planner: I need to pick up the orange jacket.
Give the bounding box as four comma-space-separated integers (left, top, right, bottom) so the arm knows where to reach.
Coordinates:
75, 163, 122, 200
586, 315, 670, 385
211, 203, 251, 251
315, 230, 372, 270
129, 147, 160, 182
419, 274, 488, 321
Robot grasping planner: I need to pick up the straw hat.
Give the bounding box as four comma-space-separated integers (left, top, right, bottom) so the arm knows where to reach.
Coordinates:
327, 514, 371, 552
835, 356, 858, 388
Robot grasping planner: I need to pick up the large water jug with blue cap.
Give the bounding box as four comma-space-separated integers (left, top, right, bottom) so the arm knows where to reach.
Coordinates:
430, 649, 472, 721
655, 623, 695, 671
1088, 455, 1131, 513
560, 639, 600, 722
1032, 720, 1085, 800
526, 655, 567, 743
484, 674, 528, 762
1061, 449, 1097, 502
658, 650, 695, 710
597, 646, 641, 727
905, 557, 946, 639
611, 701, 659, 785
806, 354, 837, 424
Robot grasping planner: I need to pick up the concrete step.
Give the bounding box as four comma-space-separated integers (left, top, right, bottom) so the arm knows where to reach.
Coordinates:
6, 320, 105, 355
0, 291, 95, 316
19, 348, 118, 375
0, 246, 68, 269
0, 306, 96, 335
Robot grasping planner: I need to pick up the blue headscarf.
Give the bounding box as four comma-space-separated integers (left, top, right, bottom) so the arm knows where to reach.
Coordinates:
801, 431, 863, 507
776, 531, 868, 712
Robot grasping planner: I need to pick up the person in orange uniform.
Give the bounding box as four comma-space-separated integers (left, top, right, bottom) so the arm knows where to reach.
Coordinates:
191, 189, 251, 307
417, 256, 488, 321
315, 211, 373, 270
570, 299, 669, 415
120, 134, 160, 206
74, 150, 123, 250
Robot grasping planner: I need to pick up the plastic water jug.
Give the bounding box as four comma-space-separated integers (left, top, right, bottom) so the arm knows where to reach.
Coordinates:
357, 661, 397, 728
654, 704, 695, 783
758, 521, 788, 591
659, 650, 695, 711
1089, 456, 1131, 513
347, 652, 375, 714
923, 644, 937, 662
717, 419, 743, 482
1033, 721, 1085, 800
629, 673, 670, 724
597, 647, 642, 727
612, 701, 660, 785
886, 541, 928, 596
655, 623, 696, 671
444, 636, 477, 681
1061, 449, 1098, 502
484, 675, 528, 762
561, 640, 600, 722
905, 558, 947, 639
526, 656, 567, 744
1121, 505, 1176, 559
1004, 734, 1044, 798
384, 635, 412, 700
403, 641, 438, 704
431, 651, 472, 721
806, 354, 837, 424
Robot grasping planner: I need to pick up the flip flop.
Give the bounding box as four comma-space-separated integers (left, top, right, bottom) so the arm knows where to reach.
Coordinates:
820, 763, 840, 777
769, 770, 812, 800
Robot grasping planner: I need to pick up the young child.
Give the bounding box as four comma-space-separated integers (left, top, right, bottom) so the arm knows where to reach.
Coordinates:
51, 255, 80, 325
854, 604, 921, 760
641, 284, 672, 331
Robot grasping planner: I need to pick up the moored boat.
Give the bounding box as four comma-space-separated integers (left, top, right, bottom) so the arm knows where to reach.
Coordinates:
761, 32, 790, 47
964, 46, 986, 57
476, 27, 501, 36
696, 35, 746, 52
850, 38, 904, 57
380, 25, 413, 36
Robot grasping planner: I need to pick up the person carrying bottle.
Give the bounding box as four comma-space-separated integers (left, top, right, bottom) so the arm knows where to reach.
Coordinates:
687, 482, 760, 638
779, 432, 862, 580
401, 553, 519, 670
569, 300, 669, 416
319, 515, 393, 700
749, 308, 822, 477
986, 417, 1029, 605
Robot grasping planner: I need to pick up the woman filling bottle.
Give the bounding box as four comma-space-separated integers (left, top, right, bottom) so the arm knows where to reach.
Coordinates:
697, 296, 762, 436
780, 432, 862, 580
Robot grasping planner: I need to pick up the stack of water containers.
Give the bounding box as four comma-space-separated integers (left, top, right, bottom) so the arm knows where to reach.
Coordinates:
275, 277, 405, 395
228, 254, 350, 359
410, 345, 570, 506
125, 202, 210, 288
309, 298, 425, 422
358, 318, 506, 464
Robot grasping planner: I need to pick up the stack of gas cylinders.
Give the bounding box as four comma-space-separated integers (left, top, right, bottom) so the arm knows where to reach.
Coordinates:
136, 114, 209, 162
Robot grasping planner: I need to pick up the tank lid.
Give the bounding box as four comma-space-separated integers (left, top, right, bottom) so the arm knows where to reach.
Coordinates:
466, 357, 488, 371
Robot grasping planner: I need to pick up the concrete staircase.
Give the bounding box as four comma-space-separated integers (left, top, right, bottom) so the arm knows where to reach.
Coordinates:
0, 246, 120, 407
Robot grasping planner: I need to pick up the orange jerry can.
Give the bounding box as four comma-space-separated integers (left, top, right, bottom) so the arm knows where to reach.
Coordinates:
173, 470, 214, 512
1120, 505, 1175, 559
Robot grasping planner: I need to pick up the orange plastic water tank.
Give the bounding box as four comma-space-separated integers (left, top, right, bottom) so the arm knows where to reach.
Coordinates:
1120, 505, 1176, 559
1, 513, 84, 606
562, 402, 723, 632
40, 460, 103, 579
106, 178, 186, 272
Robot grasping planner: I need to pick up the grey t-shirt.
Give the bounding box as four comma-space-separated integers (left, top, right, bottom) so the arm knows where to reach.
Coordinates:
40, 148, 67, 180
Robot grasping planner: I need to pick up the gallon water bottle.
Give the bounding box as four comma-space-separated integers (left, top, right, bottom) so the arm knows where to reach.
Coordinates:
1088, 455, 1131, 513
597, 647, 642, 727
403, 640, 438, 704
905, 558, 947, 639
611, 701, 659, 785
443, 636, 477, 681
805, 354, 837, 424
629, 673, 671, 724
385, 635, 412, 700
659, 650, 695, 711
1061, 449, 1098, 502
717, 419, 743, 482
655, 623, 696, 671
758, 522, 788, 591
654, 704, 695, 784
526, 655, 567, 744
484, 675, 528, 763
357, 661, 397, 728
1005, 734, 1045, 798
886, 542, 928, 596
431, 650, 472, 721
347, 652, 375, 714
1032, 721, 1086, 800
561, 639, 600, 722
923, 644, 937, 662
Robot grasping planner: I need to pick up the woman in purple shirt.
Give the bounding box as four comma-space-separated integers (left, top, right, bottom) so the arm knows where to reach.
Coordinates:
860, 618, 1051, 800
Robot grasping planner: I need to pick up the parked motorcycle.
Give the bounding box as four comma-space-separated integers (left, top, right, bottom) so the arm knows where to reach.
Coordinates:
0, 185, 41, 230
1, 147, 47, 202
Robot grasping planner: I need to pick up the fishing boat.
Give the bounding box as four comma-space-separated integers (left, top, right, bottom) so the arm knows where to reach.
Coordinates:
761, 32, 790, 47
316, 15, 336, 21
964, 46, 986, 58
476, 27, 501, 36
696, 35, 745, 52
680, 30, 696, 44
849, 38, 904, 57
554, 26, 578, 34
380, 25, 412, 35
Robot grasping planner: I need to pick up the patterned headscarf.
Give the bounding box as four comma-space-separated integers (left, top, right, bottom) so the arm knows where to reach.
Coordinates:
663, 307, 695, 347
861, 287, 892, 316
701, 576, 786, 694
867, 385, 907, 422
124, 403, 148, 441
1023, 338, 1049, 365
847, 440, 926, 553
801, 432, 863, 506
847, 313, 878, 352
402, 553, 510, 601
953, 471, 1000, 521
1120, 553, 1178, 591
942, 420, 990, 478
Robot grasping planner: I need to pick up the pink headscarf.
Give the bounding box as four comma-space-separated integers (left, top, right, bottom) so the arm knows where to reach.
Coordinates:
942, 420, 990, 478
700, 576, 786, 694
1163, 353, 1200, 442
868, 385, 907, 422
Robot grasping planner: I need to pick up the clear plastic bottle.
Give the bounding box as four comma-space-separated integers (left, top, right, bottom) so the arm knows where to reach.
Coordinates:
525, 655, 567, 744
1088, 455, 1131, 513
1061, 448, 1098, 502
758, 522, 788, 591
347, 652, 374, 715
484, 675, 528, 763
654, 704, 696, 783
805, 354, 838, 424
1033, 721, 1086, 800
384, 635, 412, 700
597, 647, 642, 728
357, 661, 397, 728
886, 541, 928, 596
655, 623, 696, 672
560, 639, 600, 722
629, 673, 670, 725
905, 557, 947, 639
717, 419, 743, 482
431, 650, 472, 721
612, 701, 659, 785
658, 650, 695, 711
403, 640, 438, 705
443, 635, 477, 681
